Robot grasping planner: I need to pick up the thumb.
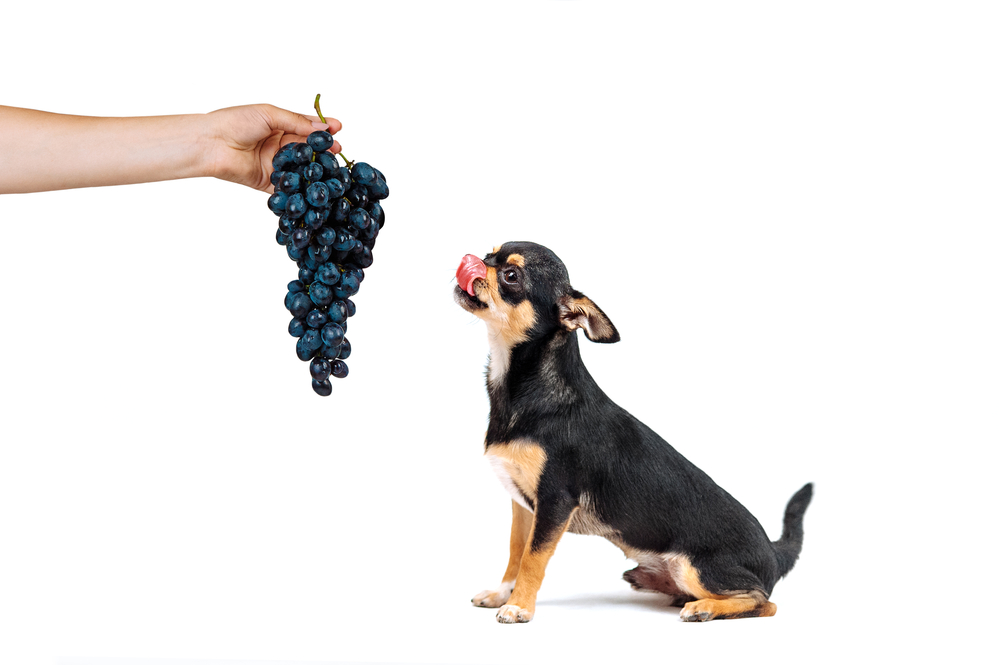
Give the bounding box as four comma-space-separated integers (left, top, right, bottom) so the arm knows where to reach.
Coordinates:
260, 104, 326, 137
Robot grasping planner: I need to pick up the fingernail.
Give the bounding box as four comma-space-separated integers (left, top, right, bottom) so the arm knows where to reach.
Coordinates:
312, 121, 330, 130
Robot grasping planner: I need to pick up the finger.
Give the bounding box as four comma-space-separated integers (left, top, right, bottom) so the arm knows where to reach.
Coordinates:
331, 140, 342, 154
304, 113, 343, 134
262, 105, 323, 140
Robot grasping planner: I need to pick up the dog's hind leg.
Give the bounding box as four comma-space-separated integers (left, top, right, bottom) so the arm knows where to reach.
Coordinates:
472, 500, 533, 608
664, 553, 777, 622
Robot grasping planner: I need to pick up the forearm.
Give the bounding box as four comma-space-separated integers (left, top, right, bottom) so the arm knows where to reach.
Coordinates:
0, 106, 213, 194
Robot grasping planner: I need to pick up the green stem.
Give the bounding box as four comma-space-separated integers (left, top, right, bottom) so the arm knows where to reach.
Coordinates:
314, 94, 326, 125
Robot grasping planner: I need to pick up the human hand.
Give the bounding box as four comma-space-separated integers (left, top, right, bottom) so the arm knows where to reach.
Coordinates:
205, 104, 343, 193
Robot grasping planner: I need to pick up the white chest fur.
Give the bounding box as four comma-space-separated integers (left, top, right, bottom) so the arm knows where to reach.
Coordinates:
483, 440, 546, 514
486, 453, 534, 513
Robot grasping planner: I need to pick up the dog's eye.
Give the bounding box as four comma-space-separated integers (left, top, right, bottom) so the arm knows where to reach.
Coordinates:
503, 269, 519, 283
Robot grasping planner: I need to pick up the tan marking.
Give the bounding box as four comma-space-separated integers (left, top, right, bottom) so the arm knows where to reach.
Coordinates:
559, 294, 616, 342
486, 439, 547, 505
472, 500, 533, 609
681, 598, 777, 621
492, 245, 502, 254
504, 506, 578, 616
506, 253, 525, 267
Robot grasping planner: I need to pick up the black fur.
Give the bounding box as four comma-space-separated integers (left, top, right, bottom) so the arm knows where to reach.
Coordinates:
460, 241, 812, 612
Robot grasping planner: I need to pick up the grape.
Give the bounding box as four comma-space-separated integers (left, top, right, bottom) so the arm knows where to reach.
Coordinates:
267, 101, 388, 395
277, 172, 301, 193
306, 309, 328, 329
286, 193, 307, 219
331, 359, 349, 378
320, 322, 344, 347
350, 162, 376, 185
308, 130, 335, 152
304, 162, 325, 182
306, 181, 330, 207
267, 191, 288, 214
315, 262, 341, 286
310, 357, 332, 381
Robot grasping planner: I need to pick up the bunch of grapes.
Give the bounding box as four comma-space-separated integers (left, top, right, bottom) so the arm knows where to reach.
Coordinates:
266, 98, 389, 396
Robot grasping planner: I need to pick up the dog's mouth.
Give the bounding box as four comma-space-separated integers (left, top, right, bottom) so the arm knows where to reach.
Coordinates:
454, 284, 487, 311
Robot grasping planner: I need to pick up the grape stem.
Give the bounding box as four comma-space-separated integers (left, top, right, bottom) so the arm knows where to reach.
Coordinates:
315, 93, 352, 169
314, 94, 326, 124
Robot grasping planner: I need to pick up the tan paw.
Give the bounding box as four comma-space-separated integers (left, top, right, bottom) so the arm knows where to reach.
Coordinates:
680, 599, 716, 622
496, 604, 533, 623
471, 587, 512, 608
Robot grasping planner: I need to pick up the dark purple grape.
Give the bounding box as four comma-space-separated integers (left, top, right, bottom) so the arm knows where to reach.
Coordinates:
310, 357, 331, 381
292, 143, 314, 165
289, 318, 305, 338
296, 338, 315, 361
355, 246, 373, 268
291, 228, 311, 249
272, 144, 298, 171
327, 300, 347, 324
345, 300, 356, 317
309, 281, 333, 306
288, 279, 305, 293
316, 152, 338, 175
369, 202, 384, 228
349, 208, 371, 232
286, 193, 307, 219
312, 378, 333, 396
267, 191, 288, 215
315, 262, 341, 286
316, 226, 337, 246
303, 208, 323, 230
345, 185, 369, 208
301, 328, 323, 353
304, 162, 324, 182
338, 337, 351, 359
326, 179, 346, 198
321, 322, 345, 347
351, 162, 376, 185
307, 131, 334, 152
306, 309, 328, 329
299, 266, 316, 284
287, 292, 312, 319
278, 215, 295, 235
276, 229, 290, 246
367, 177, 389, 201
306, 181, 330, 208
287, 243, 306, 261
333, 198, 351, 223
277, 172, 302, 193
331, 359, 349, 378
308, 244, 332, 264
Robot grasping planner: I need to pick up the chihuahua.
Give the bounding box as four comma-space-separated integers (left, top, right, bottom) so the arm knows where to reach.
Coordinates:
454, 241, 812, 624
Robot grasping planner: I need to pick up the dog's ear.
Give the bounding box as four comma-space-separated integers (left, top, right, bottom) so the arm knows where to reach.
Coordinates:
558, 290, 620, 343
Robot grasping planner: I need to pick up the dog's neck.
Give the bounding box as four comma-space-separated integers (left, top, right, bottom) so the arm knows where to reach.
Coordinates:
485, 330, 600, 443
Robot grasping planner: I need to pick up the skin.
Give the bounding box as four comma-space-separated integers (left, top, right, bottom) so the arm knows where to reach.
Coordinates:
0, 104, 343, 195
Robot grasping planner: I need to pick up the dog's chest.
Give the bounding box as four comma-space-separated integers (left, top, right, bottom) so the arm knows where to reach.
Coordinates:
484, 440, 546, 513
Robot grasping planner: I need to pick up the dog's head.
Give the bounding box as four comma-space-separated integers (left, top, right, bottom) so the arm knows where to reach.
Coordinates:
454, 241, 619, 351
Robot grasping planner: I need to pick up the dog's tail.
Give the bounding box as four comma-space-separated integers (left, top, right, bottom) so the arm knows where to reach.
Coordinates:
773, 483, 813, 578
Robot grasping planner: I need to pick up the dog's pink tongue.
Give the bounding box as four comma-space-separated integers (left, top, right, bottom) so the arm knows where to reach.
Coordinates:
457, 254, 487, 296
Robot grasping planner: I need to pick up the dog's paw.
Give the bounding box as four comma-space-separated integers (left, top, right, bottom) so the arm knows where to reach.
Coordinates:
471, 586, 512, 608
679, 599, 715, 622
496, 604, 533, 623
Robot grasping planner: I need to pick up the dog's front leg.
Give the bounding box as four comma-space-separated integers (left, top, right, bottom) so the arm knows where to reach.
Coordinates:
496, 495, 577, 624
472, 500, 533, 608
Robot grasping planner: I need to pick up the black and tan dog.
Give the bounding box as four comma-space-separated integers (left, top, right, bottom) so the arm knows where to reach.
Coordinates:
453, 241, 813, 624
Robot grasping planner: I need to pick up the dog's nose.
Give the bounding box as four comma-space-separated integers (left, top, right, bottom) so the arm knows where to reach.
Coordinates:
457, 254, 487, 296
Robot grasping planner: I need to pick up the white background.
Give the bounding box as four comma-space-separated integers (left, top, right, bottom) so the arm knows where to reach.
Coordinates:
2, 2, 996, 664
